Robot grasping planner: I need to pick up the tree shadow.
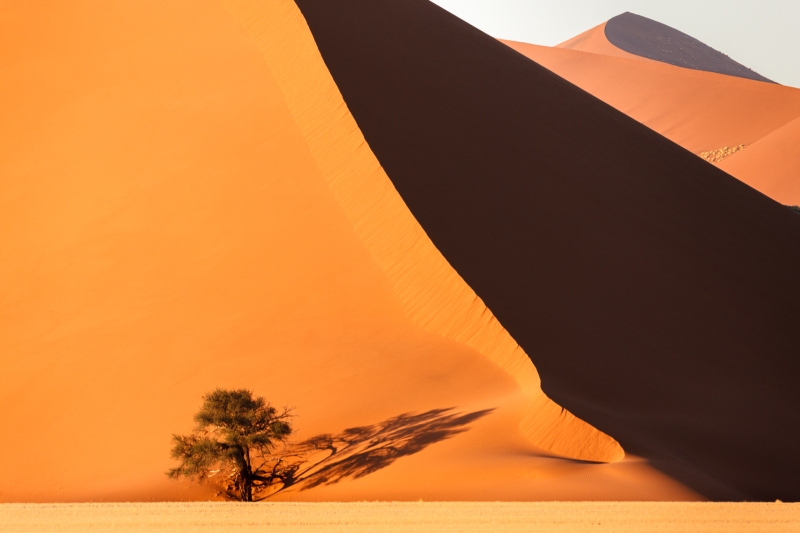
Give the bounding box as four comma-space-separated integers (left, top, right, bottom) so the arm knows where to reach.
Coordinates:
272, 407, 494, 494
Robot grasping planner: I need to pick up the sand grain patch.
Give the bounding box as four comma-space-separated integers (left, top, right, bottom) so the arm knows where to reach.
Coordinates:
2, 502, 799, 533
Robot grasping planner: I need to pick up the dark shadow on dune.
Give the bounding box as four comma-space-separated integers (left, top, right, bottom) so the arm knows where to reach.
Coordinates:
295, 0, 800, 501
274, 407, 492, 493
605, 12, 774, 83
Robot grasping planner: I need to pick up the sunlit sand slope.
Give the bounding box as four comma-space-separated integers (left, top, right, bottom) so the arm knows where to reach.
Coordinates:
0, 0, 628, 503
720, 116, 800, 206
557, 21, 640, 60
294, 0, 800, 501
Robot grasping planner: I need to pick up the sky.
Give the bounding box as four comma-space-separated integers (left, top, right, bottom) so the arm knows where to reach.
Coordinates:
429, 0, 800, 88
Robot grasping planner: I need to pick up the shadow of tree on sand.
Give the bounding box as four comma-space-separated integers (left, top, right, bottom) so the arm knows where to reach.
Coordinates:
272, 407, 494, 494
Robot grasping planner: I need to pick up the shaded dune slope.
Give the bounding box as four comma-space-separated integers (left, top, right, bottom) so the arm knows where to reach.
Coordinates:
295, 0, 800, 500
604, 12, 773, 83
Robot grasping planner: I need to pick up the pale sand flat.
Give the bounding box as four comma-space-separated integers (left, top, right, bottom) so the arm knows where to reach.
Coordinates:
2, 502, 799, 533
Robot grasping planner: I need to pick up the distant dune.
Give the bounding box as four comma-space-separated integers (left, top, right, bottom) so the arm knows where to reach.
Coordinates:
503, 41, 800, 155
557, 21, 640, 59
504, 16, 800, 206
603, 13, 774, 83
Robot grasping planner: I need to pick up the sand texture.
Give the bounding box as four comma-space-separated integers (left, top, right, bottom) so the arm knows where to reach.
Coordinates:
700, 145, 747, 164
2, 503, 800, 533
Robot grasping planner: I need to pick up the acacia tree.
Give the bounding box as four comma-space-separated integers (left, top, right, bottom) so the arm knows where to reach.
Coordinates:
167, 388, 295, 501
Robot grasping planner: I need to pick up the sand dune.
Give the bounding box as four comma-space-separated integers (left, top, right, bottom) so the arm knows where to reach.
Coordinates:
0, 0, 633, 503
556, 13, 772, 83
503, 34, 800, 205
602, 13, 773, 82
719, 116, 800, 206
502, 41, 800, 157
556, 21, 641, 60
511, 12, 800, 205
2, 0, 798, 503
295, 0, 800, 501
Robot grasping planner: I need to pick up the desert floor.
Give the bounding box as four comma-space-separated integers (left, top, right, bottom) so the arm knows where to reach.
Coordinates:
1, 502, 798, 532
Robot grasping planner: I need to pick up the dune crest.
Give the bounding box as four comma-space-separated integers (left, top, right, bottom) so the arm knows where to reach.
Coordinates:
604, 12, 774, 83
556, 21, 640, 60
219, 0, 623, 464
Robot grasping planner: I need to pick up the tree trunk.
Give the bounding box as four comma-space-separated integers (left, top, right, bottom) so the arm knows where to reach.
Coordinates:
241, 445, 253, 502
242, 476, 252, 502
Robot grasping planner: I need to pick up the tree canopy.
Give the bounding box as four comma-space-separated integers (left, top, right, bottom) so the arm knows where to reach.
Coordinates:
167, 388, 295, 501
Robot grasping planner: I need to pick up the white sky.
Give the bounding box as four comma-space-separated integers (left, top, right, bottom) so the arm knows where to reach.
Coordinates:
429, 0, 800, 87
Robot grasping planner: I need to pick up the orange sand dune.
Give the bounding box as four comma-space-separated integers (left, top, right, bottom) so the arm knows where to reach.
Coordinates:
556, 21, 641, 60
0, 0, 647, 503
3, 0, 799, 504
503, 41, 800, 157
718, 116, 800, 206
